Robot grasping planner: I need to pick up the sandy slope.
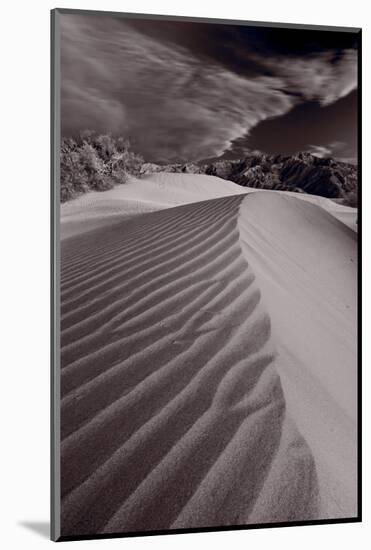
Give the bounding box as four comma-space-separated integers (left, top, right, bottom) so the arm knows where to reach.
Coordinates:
239, 192, 357, 518
61, 172, 357, 241
59, 188, 357, 537
60, 173, 247, 239
261, 190, 358, 232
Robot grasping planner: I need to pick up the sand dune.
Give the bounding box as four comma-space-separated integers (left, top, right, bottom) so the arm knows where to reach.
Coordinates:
61, 173, 357, 241
60, 173, 247, 240
60, 185, 357, 537
239, 192, 357, 518
260, 190, 358, 232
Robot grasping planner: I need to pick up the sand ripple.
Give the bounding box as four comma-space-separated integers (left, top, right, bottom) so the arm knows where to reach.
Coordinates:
60, 194, 320, 537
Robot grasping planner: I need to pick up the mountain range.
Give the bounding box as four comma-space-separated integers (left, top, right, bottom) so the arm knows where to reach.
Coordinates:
140, 152, 357, 204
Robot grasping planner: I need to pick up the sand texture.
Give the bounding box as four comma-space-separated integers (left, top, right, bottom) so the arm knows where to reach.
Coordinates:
60, 173, 248, 240
60, 179, 357, 536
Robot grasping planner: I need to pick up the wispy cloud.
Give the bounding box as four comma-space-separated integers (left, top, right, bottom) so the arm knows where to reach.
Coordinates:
307, 145, 332, 158
260, 50, 357, 106
306, 141, 357, 163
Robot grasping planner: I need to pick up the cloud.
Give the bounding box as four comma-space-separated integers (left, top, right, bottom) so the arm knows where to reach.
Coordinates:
62, 81, 127, 135
60, 15, 358, 162
307, 140, 355, 162
260, 50, 357, 106
307, 145, 332, 158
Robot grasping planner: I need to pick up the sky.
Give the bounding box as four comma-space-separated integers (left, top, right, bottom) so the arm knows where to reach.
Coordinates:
60, 13, 359, 164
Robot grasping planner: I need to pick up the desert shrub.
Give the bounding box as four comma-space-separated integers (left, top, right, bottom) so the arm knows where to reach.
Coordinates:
93, 134, 117, 161
60, 132, 144, 202
60, 142, 90, 202
77, 143, 113, 191
110, 149, 144, 181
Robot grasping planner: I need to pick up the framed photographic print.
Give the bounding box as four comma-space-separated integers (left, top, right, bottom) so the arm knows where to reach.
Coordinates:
51, 8, 361, 542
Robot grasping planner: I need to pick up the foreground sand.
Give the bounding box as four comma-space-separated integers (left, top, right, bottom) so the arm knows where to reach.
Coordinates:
60, 186, 357, 536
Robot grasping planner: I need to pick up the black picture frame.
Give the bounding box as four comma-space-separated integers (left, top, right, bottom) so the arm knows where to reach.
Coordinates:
51, 8, 362, 542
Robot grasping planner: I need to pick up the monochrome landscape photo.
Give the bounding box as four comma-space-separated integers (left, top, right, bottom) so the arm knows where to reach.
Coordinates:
53, 9, 360, 540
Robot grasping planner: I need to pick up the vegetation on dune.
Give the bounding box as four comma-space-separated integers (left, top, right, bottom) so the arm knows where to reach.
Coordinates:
60, 131, 144, 202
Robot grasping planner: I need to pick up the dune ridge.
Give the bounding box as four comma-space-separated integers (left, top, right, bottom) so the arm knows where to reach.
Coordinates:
60, 193, 340, 537
60, 173, 248, 240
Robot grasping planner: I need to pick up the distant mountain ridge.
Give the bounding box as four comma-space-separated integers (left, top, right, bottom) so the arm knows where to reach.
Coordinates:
140, 152, 357, 205
61, 132, 358, 206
